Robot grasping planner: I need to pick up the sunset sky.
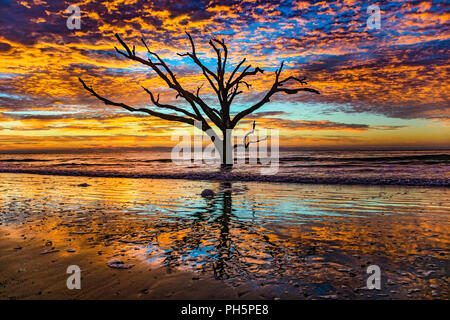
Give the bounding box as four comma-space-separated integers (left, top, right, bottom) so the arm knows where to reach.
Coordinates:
0, 0, 449, 152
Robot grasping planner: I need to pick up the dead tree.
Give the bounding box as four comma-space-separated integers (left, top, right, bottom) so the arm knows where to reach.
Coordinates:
79, 32, 320, 167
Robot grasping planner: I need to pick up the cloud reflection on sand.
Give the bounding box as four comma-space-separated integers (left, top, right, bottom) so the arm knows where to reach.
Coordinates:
0, 173, 449, 299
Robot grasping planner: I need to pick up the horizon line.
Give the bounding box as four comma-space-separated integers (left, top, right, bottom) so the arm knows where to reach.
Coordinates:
1, 146, 449, 154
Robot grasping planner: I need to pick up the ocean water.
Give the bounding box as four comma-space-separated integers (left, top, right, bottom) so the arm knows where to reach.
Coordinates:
2, 150, 448, 298
0, 149, 449, 186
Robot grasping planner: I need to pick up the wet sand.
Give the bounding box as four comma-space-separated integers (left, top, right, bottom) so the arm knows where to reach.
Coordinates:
0, 229, 249, 299
0, 173, 448, 299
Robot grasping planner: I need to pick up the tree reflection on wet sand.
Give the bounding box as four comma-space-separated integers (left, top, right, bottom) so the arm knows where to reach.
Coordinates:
0, 173, 448, 299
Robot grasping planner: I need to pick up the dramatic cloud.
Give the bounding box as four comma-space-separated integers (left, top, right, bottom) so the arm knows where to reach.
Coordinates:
0, 0, 449, 150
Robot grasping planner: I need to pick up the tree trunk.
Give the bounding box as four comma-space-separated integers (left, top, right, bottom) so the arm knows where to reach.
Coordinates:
220, 129, 233, 169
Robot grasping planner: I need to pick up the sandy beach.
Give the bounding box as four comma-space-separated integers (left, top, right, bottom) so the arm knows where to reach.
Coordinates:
0, 173, 448, 299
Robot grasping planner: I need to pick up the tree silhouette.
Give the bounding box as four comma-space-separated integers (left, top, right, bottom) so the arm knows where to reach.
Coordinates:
79, 32, 320, 167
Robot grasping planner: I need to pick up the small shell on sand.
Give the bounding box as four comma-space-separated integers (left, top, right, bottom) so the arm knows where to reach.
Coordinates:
201, 189, 215, 198
40, 248, 59, 254
107, 259, 135, 269
77, 183, 90, 187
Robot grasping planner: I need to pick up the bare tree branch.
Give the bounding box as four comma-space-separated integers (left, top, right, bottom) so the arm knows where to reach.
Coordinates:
228, 65, 264, 90
233, 121, 268, 149
231, 61, 319, 127
212, 38, 227, 80
140, 85, 198, 119
178, 32, 219, 88
114, 33, 224, 129
79, 77, 196, 126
